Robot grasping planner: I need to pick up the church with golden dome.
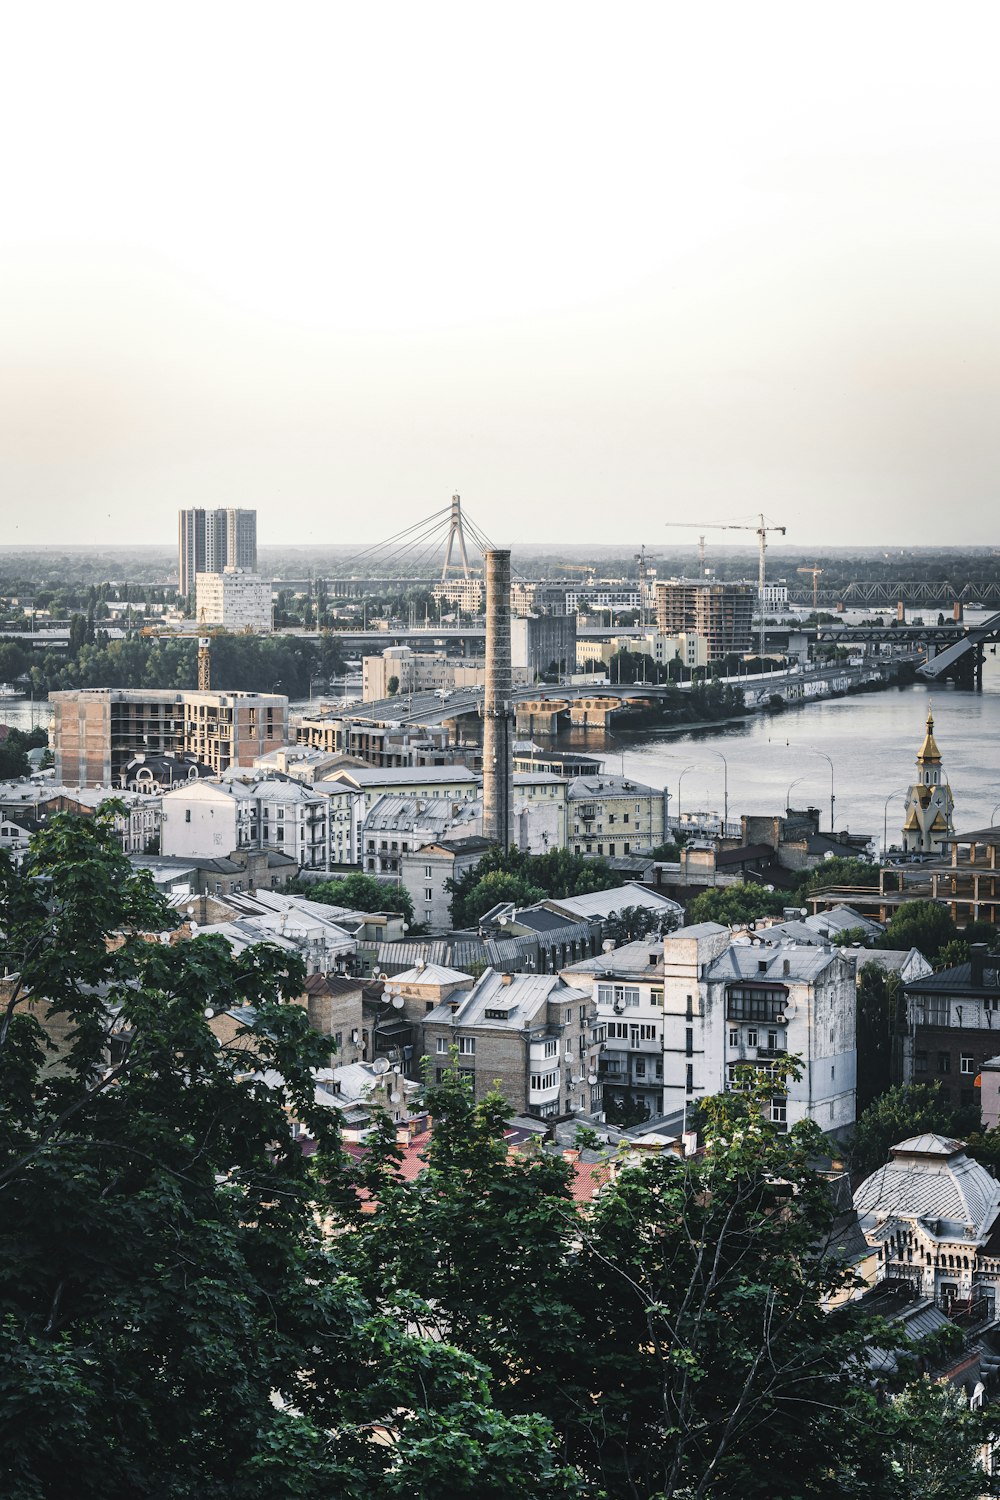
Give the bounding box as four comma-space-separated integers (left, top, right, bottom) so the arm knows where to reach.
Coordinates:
901, 706, 955, 855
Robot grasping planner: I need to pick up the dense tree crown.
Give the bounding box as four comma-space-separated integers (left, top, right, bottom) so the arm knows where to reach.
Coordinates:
1, 816, 997, 1498
446, 846, 624, 928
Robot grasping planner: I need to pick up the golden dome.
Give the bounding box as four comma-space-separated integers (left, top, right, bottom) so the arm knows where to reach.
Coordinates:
917, 707, 942, 764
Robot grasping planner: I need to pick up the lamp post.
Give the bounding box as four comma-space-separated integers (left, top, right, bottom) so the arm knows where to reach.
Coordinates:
804, 748, 835, 832
706, 748, 729, 833
675, 764, 696, 830
786, 775, 807, 812
882, 787, 908, 857
992, 802, 1000, 827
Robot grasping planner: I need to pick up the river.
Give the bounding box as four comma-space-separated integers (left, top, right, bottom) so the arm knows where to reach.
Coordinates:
5, 615, 998, 848
564, 646, 1000, 850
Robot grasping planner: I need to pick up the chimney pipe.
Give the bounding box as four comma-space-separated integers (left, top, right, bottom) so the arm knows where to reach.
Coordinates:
483, 548, 514, 851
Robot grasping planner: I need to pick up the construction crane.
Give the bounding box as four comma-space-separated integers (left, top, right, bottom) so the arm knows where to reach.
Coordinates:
797, 565, 824, 611
664, 513, 787, 659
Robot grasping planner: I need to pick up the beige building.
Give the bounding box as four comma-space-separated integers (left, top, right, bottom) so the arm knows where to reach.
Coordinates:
362, 645, 486, 702
566, 772, 666, 857
51, 688, 288, 788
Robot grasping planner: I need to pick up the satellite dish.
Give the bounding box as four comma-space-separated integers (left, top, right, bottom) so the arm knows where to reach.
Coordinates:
373, 1057, 390, 1075
390, 1091, 402, 1103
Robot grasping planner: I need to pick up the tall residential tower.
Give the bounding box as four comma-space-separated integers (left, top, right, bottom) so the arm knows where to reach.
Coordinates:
178, 508, 257, 595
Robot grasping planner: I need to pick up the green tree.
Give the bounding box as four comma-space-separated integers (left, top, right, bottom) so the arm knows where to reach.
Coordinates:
603, 903, 679, 945
849, 1082, 980, 1178
298, 872, 415, 925
877, 900, 957, 962
386, 674, 400, 696
0, 815, 580, 1499
855, 962, 903, 1114
354, 1063, 997, 1499
687, 881, 788, 926
796, 856, 879, 898
446, 846, 623, 928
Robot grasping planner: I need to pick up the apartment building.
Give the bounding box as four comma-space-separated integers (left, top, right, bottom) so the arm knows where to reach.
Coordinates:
563, 940, 670, 1120
178, 507, 257, 595
51, 688, 288, 787
361, 645, 485, 702
161, 776, 330, 869
320, 766, 479, 862
400, 836, 493, 929
566, 773, 666, 856
390, 965, 600, 1119
902, 945, 1000, 1108
654, 580, 755, 660
195, 568, 272, 633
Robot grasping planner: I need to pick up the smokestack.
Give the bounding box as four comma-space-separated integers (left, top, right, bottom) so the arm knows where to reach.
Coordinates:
483, 548, 513, 851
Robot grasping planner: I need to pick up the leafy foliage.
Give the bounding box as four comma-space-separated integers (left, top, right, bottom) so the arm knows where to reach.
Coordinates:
687, 880, 788, 926
293, 871, 415, 924
0, 816, 577, 1499
876, 900, 957, 962
849, 1082, 981, 1177
446, 846, 623, 928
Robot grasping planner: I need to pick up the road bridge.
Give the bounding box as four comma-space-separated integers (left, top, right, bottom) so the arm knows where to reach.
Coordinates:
917, 611, 1000, 682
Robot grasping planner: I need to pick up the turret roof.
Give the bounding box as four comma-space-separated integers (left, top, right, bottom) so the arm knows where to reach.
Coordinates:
916, 708, 942, 765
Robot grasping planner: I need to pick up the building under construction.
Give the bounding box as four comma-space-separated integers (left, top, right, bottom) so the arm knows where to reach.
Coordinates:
654, 580, 754, 660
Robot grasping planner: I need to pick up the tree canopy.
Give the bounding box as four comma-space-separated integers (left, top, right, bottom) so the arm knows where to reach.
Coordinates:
687, 880, 788, 927
446, 846, 623, 928
849, 1082, 981, 1178
295, 871, 415, 924
2, 816, 996, 1499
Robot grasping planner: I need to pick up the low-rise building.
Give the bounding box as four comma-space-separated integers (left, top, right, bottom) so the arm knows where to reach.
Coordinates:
408, 967, 600, 1119
511, 614, 577, 681
563, 940, 670, 1121
902, 945, 1000, 1108
854, 1134, 1000, 1316
566, 773, 667, 856
361, 645, 486, 702
400, 836, 493, 930
160, 775, 331, 870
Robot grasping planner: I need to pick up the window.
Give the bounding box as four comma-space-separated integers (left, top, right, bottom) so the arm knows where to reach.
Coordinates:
771, 1098, 787, 1125
747, 1027, 758, 1048
685, 994, 693, 1021
425, 888, 433, 901
938, 1052, 951, 1074
530, 1070, 558, 1092
608, 1021, 629, 1039
650, 988, 663, 1007
436, 1038, 448, 1053
961, 1054, 975, 1075
639, 1024, 657, 1040
915, 1050, 928, 1073
566, 1009, 574, 1024
424, 864, 433, 877
685, 1063, 694, 1094
635, 1059, 646, 1077
685, 1027, 693, 1058
458, 1037, 475, 1055
729, 1028, 738, 1048
767, 1030, 778, 1050
544, 1039, 557, 1058
185, 809, 191, 823
579, 1006, 587, 1022
726, 986, 787, 1022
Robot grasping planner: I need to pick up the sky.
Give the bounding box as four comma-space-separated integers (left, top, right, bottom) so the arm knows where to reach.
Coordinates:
2, 1, 1000, 550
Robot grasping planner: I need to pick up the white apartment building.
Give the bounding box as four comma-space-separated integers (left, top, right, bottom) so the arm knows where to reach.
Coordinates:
195, 568, 273, 633
563, 940, 670, 1120
652, 925, 858, 1134
161, 777, 331, 870
319, 766, 480, 863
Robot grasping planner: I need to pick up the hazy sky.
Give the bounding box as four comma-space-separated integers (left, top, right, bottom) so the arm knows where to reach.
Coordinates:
3, 1, 1000, 549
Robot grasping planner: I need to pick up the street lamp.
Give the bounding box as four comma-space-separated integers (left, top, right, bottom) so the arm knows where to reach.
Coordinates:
786, 775, 808, 812
992, 802, 1000, 827
706, 748, 729, 833
882, 787, 908, 857
674, 764, 696, 830
804, 747, 835, 833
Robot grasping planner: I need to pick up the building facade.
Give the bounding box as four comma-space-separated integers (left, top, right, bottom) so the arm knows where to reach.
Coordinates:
195, 568, 273, 633
178, 507, 257, 596
50, 688, 288, 787
654, 580, 755, 660
566, 772, 666, 856
161, 776, 331, 869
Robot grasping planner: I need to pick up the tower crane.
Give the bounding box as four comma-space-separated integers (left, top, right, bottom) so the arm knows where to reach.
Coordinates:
796, 565, 824, 611
664, 513, 787, 659
634, 543, 648, 627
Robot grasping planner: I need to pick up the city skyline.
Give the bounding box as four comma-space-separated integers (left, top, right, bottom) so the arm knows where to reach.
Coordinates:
3, 3, 1000, 548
